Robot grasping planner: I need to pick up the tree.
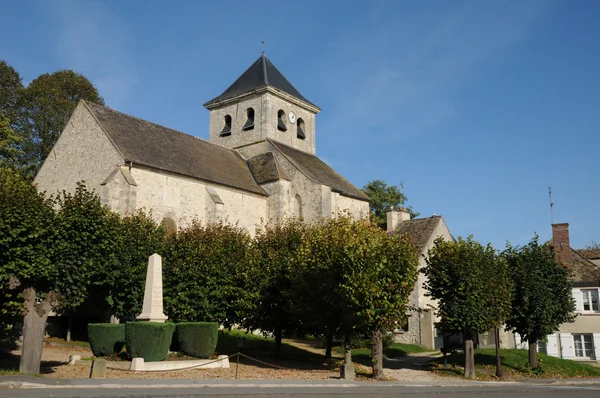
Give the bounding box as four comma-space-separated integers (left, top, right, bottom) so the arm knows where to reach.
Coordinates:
361, 180, 418, 229
0, 167, 54, 373
0, 113, 23, 168
246, 218, 306, 355
50, 183, 118, 340
163, 220, 253, 327
296, 216, 419, 379
422, 236, 512, 379
504, 236, 576, 370
18, 70, 104, 176
0, 60, 23, 124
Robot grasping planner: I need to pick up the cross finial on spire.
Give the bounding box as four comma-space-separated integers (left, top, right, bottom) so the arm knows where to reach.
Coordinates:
262, 40, 266, 54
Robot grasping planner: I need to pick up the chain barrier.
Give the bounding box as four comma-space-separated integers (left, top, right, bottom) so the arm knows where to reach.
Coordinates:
104, 351, 336, 379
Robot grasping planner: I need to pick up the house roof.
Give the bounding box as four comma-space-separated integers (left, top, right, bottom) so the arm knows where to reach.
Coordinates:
268, 139, 369, 202
579, 248, 600, 260
84, 101, 267, 196
571, 249, 600, 283
392, 216, 445, 252
204, 54, 317, 108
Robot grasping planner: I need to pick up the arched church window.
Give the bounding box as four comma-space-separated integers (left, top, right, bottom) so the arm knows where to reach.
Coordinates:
220, 115, 232, 136
161, 217, 177, 235
297, 118, 305, 140
243, 108, 255, 131
294, 194, 303, 219
277, 110, 287, 132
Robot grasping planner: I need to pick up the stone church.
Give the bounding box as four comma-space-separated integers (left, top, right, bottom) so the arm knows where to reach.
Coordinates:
34, 54, 370, 232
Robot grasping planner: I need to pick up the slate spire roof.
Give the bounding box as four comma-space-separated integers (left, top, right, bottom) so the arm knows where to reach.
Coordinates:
204, 54, 317, 108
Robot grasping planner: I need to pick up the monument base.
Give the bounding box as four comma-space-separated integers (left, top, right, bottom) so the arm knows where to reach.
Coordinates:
136, 313, 168, 323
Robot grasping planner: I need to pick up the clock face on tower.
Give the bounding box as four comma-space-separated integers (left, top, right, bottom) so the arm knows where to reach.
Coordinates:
288, 112, 296, 124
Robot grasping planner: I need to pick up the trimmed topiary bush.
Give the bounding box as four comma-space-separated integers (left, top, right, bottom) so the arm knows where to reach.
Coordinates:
125, 322, 175, 361
176, 322, 218, 358
87, 323, 126, 357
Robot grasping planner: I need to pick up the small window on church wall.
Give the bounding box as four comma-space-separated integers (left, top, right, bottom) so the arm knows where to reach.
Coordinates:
220, 115, 232, 137
297, 118, 306, 140
161, 217, 177, 235
277, 109, 287, 132
294, 194, 303, 219
243, 108, 255, 131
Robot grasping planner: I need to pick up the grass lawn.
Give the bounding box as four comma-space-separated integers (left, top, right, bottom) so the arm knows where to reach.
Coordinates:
428, 348, 600, 380
215, 329, 329, 364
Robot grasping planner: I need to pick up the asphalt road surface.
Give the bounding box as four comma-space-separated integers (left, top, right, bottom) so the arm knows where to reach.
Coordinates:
3, 385, 600, 398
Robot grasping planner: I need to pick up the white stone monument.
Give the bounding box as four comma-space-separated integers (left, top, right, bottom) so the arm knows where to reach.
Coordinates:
136, 253, 168, 323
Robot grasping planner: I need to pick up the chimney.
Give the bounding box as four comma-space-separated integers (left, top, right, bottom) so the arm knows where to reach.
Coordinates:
552, 223, 571, 268
386, 207, 411, 232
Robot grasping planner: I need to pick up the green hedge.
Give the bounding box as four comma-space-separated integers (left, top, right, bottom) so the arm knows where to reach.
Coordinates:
176, 322, 219, 358
87, 323, 125, 357
125, 322, 175, 361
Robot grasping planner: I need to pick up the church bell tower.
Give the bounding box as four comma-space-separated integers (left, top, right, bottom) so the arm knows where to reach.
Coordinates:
204, 54, 320, 155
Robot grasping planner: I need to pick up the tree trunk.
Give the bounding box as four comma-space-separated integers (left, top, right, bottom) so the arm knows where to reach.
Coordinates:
344, 333, 352, 365
494, 327, 503, 379
274, 328, 282, 355
19, 288, 59, 375
66, 315, 72, 342
463, 332, 475, 379
371, 328, 384, 380
325, 332, 333, 359
529, 341, 538, 370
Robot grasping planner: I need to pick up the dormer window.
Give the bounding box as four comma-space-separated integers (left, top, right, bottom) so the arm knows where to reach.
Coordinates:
277, 110, 287, 131
297, 118, 305, 140
220, 115, 232, 136
243, 108, 255, 131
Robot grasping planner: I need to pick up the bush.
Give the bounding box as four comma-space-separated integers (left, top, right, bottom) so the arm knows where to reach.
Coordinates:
176, 322, 218, 358
87, 323, 125, 357
125, 322, 175, 361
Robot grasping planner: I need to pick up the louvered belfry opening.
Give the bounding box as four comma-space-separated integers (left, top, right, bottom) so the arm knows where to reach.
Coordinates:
297, 118, 305, 139
277, 109, 287, 131
243, 108, 255, 131
220, 114, 232, 136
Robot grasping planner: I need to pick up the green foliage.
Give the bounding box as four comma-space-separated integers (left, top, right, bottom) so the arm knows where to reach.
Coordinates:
176, 322, 218, 358
18, 70, 104, 176
504, 236, 576, 344
0, 113, 22, 168
87, 323, 125, 356
246, 218, 306, 342
296, 216, 419, 337
163, 220, 253, 327
51, 183, 117, 315
423, 236, 512, 336
125, 322, 175, 362
361, 180, 419, 228
102, 211, 166, 321
0, 61, 23, 124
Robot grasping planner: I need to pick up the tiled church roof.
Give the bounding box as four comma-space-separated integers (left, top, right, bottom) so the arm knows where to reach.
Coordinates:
85, 101, 268, 196
204, 54, 318, 108
269, 139, 369, 202
391, 216, 445, 252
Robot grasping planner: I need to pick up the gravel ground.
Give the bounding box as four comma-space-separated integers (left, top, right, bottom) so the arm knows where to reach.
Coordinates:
8, 341, 438, 382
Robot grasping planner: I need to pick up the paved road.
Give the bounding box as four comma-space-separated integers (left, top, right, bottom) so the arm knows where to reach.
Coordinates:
2, 385, 600, 398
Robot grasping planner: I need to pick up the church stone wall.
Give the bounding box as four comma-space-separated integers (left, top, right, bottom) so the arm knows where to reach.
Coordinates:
334, 195, 369, 220
128, 167, 267, 233
263, 93, 315, 154
34, 103, 123, 196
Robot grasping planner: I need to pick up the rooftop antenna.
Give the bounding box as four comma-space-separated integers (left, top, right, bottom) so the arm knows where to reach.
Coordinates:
549, 186, 554, 225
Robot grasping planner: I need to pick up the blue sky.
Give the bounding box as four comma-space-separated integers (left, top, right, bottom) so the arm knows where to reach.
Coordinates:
2, 0, 598, 249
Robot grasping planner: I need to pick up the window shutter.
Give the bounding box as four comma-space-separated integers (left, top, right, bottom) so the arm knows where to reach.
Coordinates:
593, 334, 600, 360
573, 289, 583, 313
560, 333, 574, 359
546, 334, 559, 357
